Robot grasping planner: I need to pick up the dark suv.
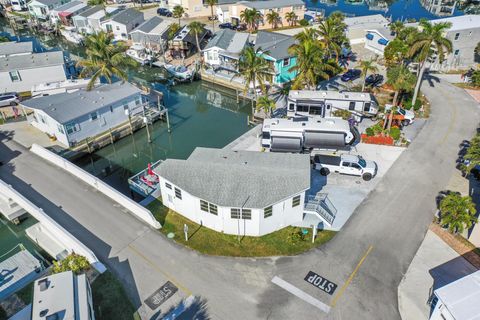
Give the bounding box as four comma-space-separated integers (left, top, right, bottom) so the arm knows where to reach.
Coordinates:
157, 8, 172, 17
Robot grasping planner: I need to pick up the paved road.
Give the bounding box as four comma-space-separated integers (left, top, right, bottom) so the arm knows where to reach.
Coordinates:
0, 77, 478, 320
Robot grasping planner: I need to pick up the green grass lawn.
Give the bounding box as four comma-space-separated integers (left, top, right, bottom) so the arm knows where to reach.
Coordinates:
92, 272, 138, 320
148, 200, 336, 257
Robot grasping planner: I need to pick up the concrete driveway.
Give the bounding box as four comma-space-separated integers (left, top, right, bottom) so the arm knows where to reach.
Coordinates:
1, 77, 479, 320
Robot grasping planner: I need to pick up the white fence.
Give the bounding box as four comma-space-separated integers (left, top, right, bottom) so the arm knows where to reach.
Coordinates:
0, 179, 105, 272
30, 144, 161, 229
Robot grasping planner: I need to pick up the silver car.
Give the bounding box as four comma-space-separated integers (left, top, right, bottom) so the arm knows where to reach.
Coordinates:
0, 92, 20, 107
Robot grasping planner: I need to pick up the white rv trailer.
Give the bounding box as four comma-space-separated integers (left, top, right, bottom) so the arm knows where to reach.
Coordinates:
287, 90, 379, 118
262, 117, 356, 152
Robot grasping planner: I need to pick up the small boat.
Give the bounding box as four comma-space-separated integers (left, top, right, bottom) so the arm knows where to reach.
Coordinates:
163, 64, 194, 81
126, 44, 154, 66
60, 28, 84, 45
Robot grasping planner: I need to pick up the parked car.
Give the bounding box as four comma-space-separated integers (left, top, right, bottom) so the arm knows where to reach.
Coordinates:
313, 154, 377, 181
0, 92, 20, 107
365, 74, 384, 87
385, 105, 415, 125
235, 24, 247, 31
219, 22, 235, 30
157, 8, 172, 16
340, 69, 361, 82
208, 15, 218, 21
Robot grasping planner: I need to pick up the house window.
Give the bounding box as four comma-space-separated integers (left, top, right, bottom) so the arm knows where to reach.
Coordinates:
116, 26, 120, 31
174, 187, 182, 199
349, 101, 355, 111
106, 24, 112, 32
9, 70, 21, 82
283, 58, 289, 67
109, 105, 113, 112
231, 208, 241, 219
264, 206, 273, 218
454, 49, 460, 56
39, 114, 46, 124
165, 182, 172, 189
292, 195, 300, 207
241, 209, 251, 220
90, 112, 98, 121
123, 103, 129, 111
200, 200, 209, 212
65, 122, 80, 134
454, 32, 459, 40
209, 203, 218, 215
57, 124, 64, 134
135, 98, 141, 105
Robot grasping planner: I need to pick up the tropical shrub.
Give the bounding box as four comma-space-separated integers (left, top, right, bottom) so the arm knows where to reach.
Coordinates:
52, 253, 90, 275
299, 19, 309, 26
365, 127, 375, 137
389, 127, 401, 140
439, 194, 477, 234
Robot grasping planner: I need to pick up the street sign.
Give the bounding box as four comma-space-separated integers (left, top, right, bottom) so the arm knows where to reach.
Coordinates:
304, 271, 337, 295
144, 281, 178, 310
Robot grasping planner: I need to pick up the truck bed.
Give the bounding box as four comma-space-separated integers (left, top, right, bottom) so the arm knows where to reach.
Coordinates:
313, 155, 341, 166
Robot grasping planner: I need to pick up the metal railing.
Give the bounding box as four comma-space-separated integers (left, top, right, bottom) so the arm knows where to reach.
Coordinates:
304, 193, 337, 225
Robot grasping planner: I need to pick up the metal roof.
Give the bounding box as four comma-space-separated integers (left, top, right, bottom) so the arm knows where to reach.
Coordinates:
254, 31, 296, 60
111, 8, 143, 25
241, 0, 304, 9
32, 0, 61, 7
131, 16, 169, 35
0, 41, 33, 56
288, 90, 375, 102
430, 15, 480, 32
204, 29, 249, 54
21, 82, 141, 124
77, 5, 103, 18
155, 147, 311, 209
435, 270, 480, 320
54, 0, 85, 12
0, 51, 64, 72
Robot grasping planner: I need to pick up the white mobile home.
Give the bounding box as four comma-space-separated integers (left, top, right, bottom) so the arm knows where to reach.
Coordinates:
28, 0, 70, 20
154, 148, 311, 236
21, 82, 143, 147
287, 90, 379, 118
32, 271, 95, 320
72, 6, 119, 35
101, 8, 144, 41
129, 16, 171, 51
0, 51, 67, 94
0, 41, 33, 57
262, 117, 356, 152
50, 0, 88, 25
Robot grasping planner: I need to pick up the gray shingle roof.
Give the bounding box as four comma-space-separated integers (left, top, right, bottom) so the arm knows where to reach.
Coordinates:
21, 82, 141, 124
34, 0, 61, 7
0, 51, 64, 72
242, 0, 304, 10
131, 16, 163, 33
54, 0, 83, 12
111, 8, 143, 25
155, 148, 311, 209
204, 29, 249, 55
254, 31, 296, 60
0, 41, 33, 56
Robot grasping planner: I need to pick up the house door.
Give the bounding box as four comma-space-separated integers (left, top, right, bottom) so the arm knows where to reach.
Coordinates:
167, 194, 174, 210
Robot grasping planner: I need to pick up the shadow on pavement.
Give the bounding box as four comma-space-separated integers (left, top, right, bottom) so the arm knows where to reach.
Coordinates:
151, 296, 210, 320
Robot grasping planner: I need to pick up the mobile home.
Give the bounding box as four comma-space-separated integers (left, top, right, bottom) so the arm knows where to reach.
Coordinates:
262, 117, 357, 152
287, 90, 379, 118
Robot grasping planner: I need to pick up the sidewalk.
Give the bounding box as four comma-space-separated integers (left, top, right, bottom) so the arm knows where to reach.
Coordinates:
398, 229, 478, 320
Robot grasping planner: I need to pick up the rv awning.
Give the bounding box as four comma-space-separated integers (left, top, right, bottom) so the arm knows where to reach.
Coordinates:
378, 38, 389, 46
365, 33, 374, 40
271, 136, 302, 153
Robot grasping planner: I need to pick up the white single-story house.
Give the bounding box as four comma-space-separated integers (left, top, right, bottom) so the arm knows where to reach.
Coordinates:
28, 0, 71, 20
154, 148, 311, 236
129, 16, 171, 51
101, 8, 144, 41
72, 6, 119, 35
0, 50, 67, 93
364, 27, 394, 55
430, 270, 480, 320
21, 82, 143, 147
203, 29, 249, 72
0, 41, 33, 57
50, 0, 88, 25
32, 271, 95, 320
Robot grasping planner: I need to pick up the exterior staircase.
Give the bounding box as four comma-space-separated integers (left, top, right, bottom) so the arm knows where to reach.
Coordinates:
304, 193, 337, 227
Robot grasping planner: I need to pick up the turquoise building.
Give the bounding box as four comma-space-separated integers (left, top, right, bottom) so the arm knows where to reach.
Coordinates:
254, 31, 298, 86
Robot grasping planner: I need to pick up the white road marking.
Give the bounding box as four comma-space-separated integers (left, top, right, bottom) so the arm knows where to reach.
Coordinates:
271, 276, 331, 313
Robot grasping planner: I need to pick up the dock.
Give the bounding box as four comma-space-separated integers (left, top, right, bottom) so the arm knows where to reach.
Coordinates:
128, 160, 163, 198
0, 245, 43, 301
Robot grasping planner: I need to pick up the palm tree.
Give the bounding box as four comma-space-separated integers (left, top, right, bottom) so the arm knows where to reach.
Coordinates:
386, 65, 416, 129
389, 20, 404, 36
256, 95, 276, 117
408, 19, 452, 104
205, 0, 218, 32
236, 46, 274, 112
294, 28, 318, 43
288, 40, 338, 90
265, 11, 280, 29
359, 59, 378, 91
188, 21, 205, 58
285, 11, 298, 27
439, 193, 477, 234
172, 5, 185, 25
240, 8, 262, 32
384, 38, 409, 67
317, 17, 343, 60
77, 32, 138, 90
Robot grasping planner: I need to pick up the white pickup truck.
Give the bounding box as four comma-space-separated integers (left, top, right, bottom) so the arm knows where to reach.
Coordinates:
313, 154, 378, 181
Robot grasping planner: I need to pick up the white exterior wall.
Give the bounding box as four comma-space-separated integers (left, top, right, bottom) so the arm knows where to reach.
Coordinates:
430, 299, 455, 320
0, 65, 67, 93
102, 21, 129, 40
27, 109, 69, 146
203, 47, 221, 66
159, 177, 305, 236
